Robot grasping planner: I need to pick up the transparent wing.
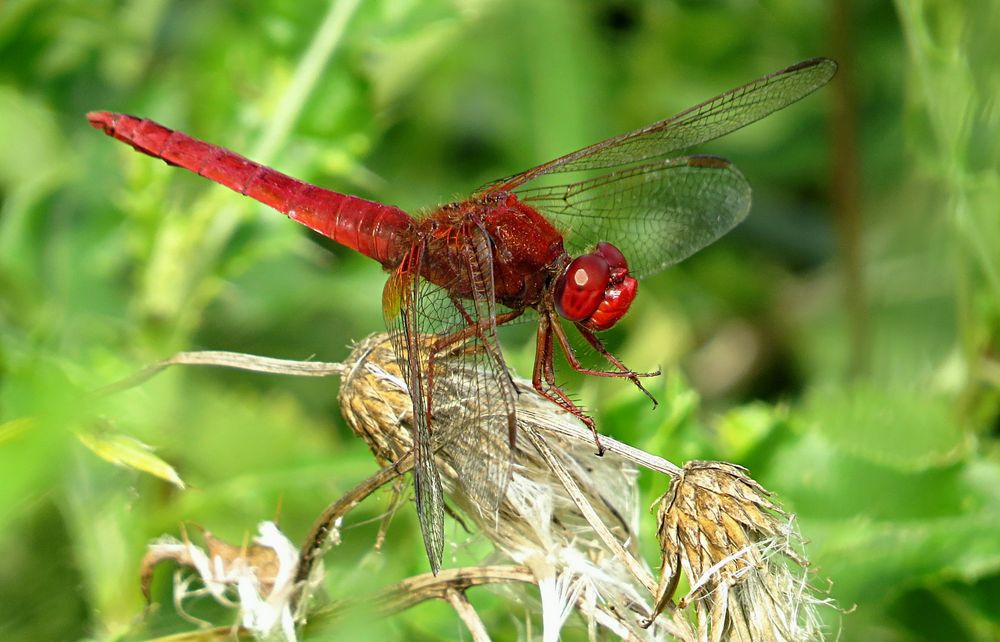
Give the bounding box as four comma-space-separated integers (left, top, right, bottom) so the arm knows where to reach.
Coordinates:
436, 226, 517, 520
382, 230, 517, 573
383, 251, 445, 573
484, 58, 836, 193
516, 155, 751, 279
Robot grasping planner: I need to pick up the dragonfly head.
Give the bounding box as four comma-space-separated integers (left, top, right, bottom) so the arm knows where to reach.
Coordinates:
553, 242, 638, 331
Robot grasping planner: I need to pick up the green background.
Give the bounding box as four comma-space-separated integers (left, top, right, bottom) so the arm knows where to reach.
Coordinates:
1, 0, 998, 640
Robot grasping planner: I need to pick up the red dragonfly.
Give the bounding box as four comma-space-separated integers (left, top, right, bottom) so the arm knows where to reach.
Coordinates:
89, 57, 836, 572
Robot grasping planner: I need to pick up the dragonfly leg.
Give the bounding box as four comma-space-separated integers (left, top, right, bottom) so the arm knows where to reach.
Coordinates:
426, 307, 523, 394
431, 307, 525, 356
550, 321, 660, 408
576, 324, 660, 406
532, 312, 605, 455
439, 298, 523, 375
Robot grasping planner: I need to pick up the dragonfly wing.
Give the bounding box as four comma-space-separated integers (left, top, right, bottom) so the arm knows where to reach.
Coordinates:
383, 248, 445, 573
483, 58, 836, 192
517, 155, 751, 279
437, 224, 517, 520
383, 229, 518, 572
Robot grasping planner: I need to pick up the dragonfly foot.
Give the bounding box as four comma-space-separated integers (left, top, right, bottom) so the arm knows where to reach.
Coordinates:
580, 414, 606, 456
630, 375, 659, 408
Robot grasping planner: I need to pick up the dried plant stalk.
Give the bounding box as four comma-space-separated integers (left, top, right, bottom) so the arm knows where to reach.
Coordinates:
126, 335, 832, 641
142, 522, 301, 641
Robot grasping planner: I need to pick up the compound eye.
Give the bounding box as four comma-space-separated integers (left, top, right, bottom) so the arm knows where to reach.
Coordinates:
554, 254, 610, 322
586, 276, 638, 330
596, 241, 628, 273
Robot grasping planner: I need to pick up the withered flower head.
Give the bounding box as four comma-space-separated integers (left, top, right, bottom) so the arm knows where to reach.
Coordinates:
651, 461, 829, 641
142, 521, 303, 641
337, 334, 688, 640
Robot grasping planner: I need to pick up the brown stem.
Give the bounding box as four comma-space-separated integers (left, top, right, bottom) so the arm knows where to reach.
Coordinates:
292, 454, 414, 598
831, 0, 868, 376
376, 565, 535, 612
445, 588, 492, 642
96, 350, 347, 396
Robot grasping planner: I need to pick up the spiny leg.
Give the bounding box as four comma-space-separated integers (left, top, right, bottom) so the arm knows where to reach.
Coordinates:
431, 307, 525, 355
550, 320, 660, 407
442, 296, 523, 382
532, 311, 605, 455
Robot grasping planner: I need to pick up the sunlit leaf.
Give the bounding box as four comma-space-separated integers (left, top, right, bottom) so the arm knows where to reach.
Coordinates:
76, 430, 186, 489
0, 417, 34, 445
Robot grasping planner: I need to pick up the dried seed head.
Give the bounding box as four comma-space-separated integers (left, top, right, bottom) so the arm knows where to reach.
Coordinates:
339, 334, 638, 546
338, 333, 683, 640
652, 461, 829, 641
142, 522, 303, 641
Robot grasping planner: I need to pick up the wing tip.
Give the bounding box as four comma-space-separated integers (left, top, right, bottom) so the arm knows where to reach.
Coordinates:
784, 57, 839, 81
686, 154, 732, 169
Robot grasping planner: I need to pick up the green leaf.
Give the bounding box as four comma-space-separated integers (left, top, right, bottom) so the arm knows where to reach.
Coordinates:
717, 401, 789, 461
76, 429, 185, 489
806, 505, 1000, 607
0, 417, 33, 446
804, 383, 969, 471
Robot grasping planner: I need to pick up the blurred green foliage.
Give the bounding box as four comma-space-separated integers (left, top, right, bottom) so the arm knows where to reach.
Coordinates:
1, 0, 998, 640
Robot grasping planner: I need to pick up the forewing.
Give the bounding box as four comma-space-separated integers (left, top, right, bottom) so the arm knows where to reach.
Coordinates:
484, 58, 836, 192
517, 155, 751, 279
383, 250, 445, 573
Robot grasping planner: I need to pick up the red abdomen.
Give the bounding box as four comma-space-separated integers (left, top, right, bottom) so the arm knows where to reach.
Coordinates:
87, 112, 413, 267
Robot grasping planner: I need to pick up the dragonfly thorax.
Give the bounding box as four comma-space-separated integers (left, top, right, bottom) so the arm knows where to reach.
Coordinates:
553, 241, 638, 331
